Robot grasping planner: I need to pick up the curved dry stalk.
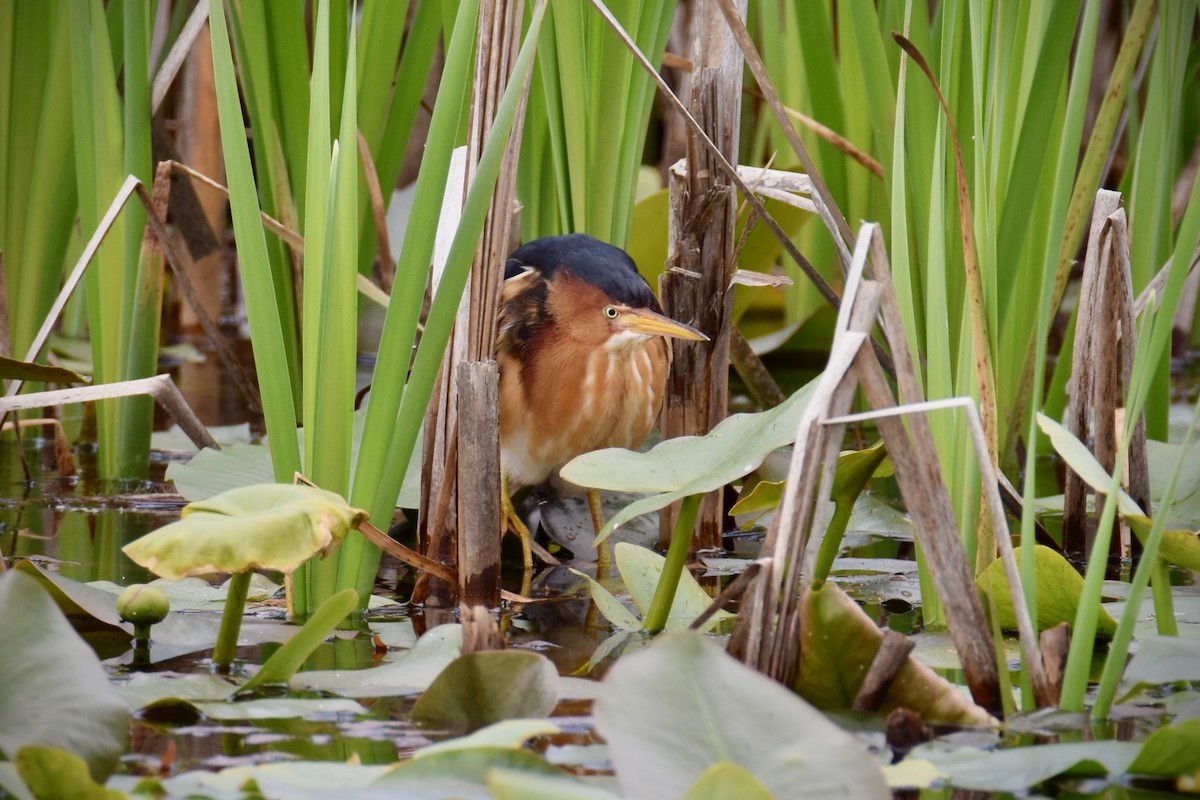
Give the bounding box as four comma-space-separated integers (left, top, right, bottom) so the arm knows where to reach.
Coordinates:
743, 87, 884, 180
893, 34, 999, 472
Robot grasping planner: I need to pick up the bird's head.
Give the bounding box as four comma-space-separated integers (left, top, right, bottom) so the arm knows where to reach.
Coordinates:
503, 234, 709, 354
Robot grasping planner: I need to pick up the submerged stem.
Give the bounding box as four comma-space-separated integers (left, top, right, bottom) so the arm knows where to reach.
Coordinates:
644, 494, 702, 634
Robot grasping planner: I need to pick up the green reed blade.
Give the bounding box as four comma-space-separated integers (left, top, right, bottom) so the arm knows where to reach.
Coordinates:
208, 0, 301, 481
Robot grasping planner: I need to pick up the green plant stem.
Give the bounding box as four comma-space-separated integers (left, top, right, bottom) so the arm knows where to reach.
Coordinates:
812, 499, 852, 585
644, 494, 701, 634
213, 571, 252, 670
1092, 396, 1200, 718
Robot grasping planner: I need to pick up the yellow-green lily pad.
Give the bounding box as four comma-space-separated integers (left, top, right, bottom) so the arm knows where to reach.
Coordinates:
123, 484, 368, 580
796, 581, 994, 726
976, 545, 1117, 637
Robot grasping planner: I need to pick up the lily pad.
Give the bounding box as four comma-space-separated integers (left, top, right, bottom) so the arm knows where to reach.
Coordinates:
415, 719, 561, 757
114, 672, 237, 710
487, 769, 622, 799
1127, 719, 1200, 776
0, 355, 86, 384
1121, 635, 1200, 688
15, 746, 123, 800
572, 543, 734, 633
411, 651, 559, 732
561, 381, 815, 541
909, 740, 1139, 792
123, 484, 368, 580
976, 545, 1117, 636
290, 624, 462, 697
594, 631, 890, 799
796, 581, 994, 726
0, 572, 128, 781
730, 443, 889, 518
374, 747, 564, 793
167, 408, 422, 508
683, 762, 775, 800
192, 697, 367, 720
149, 760, 391, 798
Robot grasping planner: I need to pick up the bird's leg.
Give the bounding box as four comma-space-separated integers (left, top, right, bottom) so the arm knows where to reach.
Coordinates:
500, 473, 533, 572
586, 488, 612, 581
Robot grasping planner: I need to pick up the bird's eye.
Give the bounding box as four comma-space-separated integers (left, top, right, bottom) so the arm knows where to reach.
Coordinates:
603, 306, 618, 319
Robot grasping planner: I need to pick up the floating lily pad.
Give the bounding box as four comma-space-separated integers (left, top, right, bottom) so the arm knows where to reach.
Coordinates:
1127, 719, 1200, 776
374, 747, 564, 793
290, 624, 462, 697
15, 746, 123, 800
907, 740, 1139, 792
0, 572, 128, 781
561, 381, 815, 541
683, 762, 775, 800
192, 697, 367, 721
1121, 635, 1200, 688
487, 768, 622, 799
148, 760, 391, 798
411, 651, 559, 732
976, 545, 1117, 636
415, 719, 561, 758
572, 543, 734, 633
167, 408, 421, 508
594, 632, 890, 799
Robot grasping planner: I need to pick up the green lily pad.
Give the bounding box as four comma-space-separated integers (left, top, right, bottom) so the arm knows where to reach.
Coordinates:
192, 697, 367, 720
797, 581, 993, 726
733, 443, 890, 517
411, 651, 559, 732
415, 719, 561, 757
615, 543, 734, 632
976, 545, 1117, 636
150, 761, 390, 798
290, 623, 462, 697
167, 408, 422, 508
114, 672, 237, 711
123, 484, 368, 580
909, 740, 1139, 792
1126, 516, 1200, 572
487, 769, 622, 800
594, 632, 890, 799
15, 746, 124, 800
0, 355, 86, 384
683, 762, 775, 800
561, 381, 815, 541
1127, 719, 1200, 776
0, 572, 128, 781
1121, 635, 1200, 687
572, 543, 734, 634
374, 747, 564, 792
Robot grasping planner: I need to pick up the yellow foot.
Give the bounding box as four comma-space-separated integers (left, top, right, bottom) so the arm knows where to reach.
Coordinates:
501, 474, 533, 572
587, 488, 612, 580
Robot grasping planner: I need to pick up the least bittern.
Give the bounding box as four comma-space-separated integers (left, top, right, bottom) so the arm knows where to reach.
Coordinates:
497, 233, 709, 569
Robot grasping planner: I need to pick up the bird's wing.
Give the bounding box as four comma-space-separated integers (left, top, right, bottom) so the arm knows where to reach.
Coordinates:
496, 266, 549, 359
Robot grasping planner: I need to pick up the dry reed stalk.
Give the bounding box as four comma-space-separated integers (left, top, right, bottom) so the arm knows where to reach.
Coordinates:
415, 0, 531, 611
1063, 190, 1150, 561
727, 224, 1049, 715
